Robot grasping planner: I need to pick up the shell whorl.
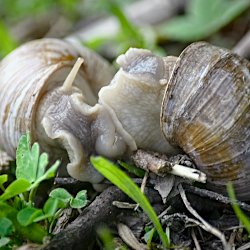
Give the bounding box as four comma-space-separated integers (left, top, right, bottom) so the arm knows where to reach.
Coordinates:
161, 42, 250, 199
0, 38, 115, 157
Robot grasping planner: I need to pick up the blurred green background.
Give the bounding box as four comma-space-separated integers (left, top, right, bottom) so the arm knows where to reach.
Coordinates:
0, 0, 249, 59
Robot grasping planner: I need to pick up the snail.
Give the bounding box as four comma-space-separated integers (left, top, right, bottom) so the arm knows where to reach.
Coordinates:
98, 42, 250, 200
0, 39, 249, 199
0, 37, 117, 183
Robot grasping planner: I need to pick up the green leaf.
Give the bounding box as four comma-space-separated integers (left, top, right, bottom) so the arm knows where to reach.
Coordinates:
0, 179, 31, 201
0, 201, 47, 243
17, 207, 44, 226
91, 156, 170, 248
37, 152, 48, 179
227, 183, 250, 235
0, 201, 18, 219
143, 227, 155, 247
43, 197, 60, 217
118, 160, 145, 178
97, 226, 115, 250
49, 188, 72, 204
165, 227, 170, 241
70, 190, 88, 209
16, 133, 57, 186
188, 0, 223, 20
86, 0, 155, 56
33, 198, 60, 223
158, 0, 250, 41
0, 237, 10, 248
0, 174, 8, 186
0, 218, 14, 237
16, 133, 38, 182
110, 2, 141, 42
34, 196, 68, 223
29, 160, 60, 190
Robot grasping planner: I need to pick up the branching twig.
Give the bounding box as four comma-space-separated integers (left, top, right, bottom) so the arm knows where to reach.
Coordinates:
178, 184, 230, 250
183, 184, 250, 212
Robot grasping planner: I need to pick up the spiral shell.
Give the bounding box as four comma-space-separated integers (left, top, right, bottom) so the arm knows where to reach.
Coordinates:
161, 42, 250, 199
0, 38, 115, 157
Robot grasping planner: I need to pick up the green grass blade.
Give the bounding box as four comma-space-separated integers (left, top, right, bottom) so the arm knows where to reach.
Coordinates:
227, 182, 250, 235
91, 156, 169, 248
118, 160, 145, 178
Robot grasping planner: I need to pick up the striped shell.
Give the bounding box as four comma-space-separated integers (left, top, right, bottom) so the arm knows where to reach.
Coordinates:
161, 42, 250, 200
0, 38, 115, 158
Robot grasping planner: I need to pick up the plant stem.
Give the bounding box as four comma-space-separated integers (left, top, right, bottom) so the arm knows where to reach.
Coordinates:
49, 208, 64, 234
28, 186, 38, 204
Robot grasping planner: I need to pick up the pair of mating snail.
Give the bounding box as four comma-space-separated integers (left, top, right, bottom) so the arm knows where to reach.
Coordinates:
0, 38, 249, 200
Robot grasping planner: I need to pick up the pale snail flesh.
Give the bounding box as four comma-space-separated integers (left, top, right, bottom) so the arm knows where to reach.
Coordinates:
0, 39, 249, 200
0, 38, 124, 183
99, 42, 250, 200
0, 38, 180, 185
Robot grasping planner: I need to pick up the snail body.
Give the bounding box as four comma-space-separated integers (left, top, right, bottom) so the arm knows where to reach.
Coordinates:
0, 38, 128, 183
99, 42, 250, 200
0, 39, 249, 199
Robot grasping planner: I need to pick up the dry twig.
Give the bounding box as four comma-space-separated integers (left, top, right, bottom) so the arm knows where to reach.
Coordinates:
117, 223, 148, 250
132, 150, 206, 183
178, 184, 230, 250
191, 228, 202, 250
237, 241, 250, 250
183, 184, 250, 212
42, 186, 128, 250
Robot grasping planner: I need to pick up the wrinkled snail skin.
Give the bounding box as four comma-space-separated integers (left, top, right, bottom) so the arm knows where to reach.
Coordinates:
0, 38, 117, 183
1, 39, 249, 199
99, 48, 181, 156
99, 43, 250, 200
38, 85, 131, 182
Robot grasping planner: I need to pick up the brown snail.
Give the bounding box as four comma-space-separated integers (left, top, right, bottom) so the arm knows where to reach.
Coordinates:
0, 39, 249, 199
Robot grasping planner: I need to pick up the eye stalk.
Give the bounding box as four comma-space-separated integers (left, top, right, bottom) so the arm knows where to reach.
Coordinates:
38, 57, 135, 183
61, 57, 85, 93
